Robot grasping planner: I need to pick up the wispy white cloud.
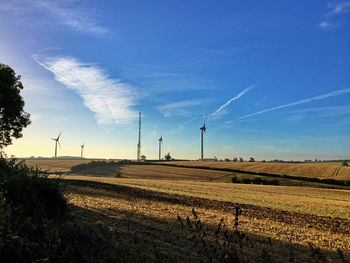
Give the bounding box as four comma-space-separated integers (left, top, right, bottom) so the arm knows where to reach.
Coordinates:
326, 1, 350, 16
0, 0, 109, 35
320, 1, 350, 29
320, 21, 332, 28
209, 85, 254, 119
289, 105, 350, 117
238, 87, 350, 120
157, 99, 209, 117
34, 56, 138, 125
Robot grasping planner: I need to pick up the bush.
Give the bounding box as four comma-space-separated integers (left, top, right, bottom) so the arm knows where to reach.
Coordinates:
342, 161, 349, 167
242, 178, 251, 184
269, 179, 280, 185
231, 176, 239, 183
164, 153, 172, 161
252, 177, 263, 184
0, 159, 66, 220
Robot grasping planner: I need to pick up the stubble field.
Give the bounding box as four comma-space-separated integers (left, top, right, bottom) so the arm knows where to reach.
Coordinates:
24, 159, 350, 261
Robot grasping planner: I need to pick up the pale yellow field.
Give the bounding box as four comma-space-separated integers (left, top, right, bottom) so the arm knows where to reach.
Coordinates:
163, 161, 350, 180
60, 175, 350, 218
24, 159, 106, 172
61, 175, 350, 260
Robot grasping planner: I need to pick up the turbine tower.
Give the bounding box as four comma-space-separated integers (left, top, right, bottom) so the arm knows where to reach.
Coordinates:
158, 134, 162, 160
81, 143, 84, 158
200, 121, 206, 161
52, 132, 62, 158
137, 112, 141, 162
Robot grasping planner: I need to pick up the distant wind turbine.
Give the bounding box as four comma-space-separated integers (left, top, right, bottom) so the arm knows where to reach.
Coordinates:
200, 120, 206, 161
81, 143, 85, 158
52, 132, 62, 158
137, 112, 141, 162
158, 134, 163, 160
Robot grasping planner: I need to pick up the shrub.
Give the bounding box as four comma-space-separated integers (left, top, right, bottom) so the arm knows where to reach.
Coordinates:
269, 179, 280, 185
252, 177, 263, 184
114, 172, 122, 178
242, 178, 251, 184
231, 176, 238, 183
164, 153, 172, 161
0, 159, 66, 220
342, 161, 349, 167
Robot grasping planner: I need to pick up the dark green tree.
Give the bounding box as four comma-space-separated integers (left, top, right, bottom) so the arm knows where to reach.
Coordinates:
0, 63, 31, 149
164, 152, 172, 160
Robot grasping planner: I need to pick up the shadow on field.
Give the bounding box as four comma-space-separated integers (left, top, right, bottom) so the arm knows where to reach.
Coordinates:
61, 179, 350, 235
61, 179, 349, 262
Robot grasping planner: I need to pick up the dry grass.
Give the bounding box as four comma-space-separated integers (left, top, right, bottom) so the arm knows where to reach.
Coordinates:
24, 159, 107, 172
62, 178, 350, 261
60, 175, 350, 218
163, 161, 350, 180
76, 164, 234, 182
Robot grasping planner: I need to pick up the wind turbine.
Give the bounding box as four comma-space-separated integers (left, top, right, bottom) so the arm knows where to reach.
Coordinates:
158, 134, 162, 160
81, 143, 84, 158
137, 112, 141, 162
200, 120, 206, 161
52, 132, 62, 158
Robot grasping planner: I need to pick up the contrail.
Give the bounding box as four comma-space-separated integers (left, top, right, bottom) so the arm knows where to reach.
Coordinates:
238, 87, 350, 120
209, 85, 254, 119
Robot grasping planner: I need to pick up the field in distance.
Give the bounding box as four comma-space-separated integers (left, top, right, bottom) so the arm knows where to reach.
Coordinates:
162, 160, 350, 180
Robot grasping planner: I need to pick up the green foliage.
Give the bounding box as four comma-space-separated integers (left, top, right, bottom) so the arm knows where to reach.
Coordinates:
140, 155, 146, 161
342, 161, 349, 167
0, 64, 31, 149
231, 176, 238, 183
164, 152, 172, 161
239, 157, 243, 162
231, 176, 280, 186
114, 172, 122, 178
258, 249, 275, 263
249, 157, 255, 162
242, 178, 251, 184
0, 159, 66, 220
233, 157, 238, 162
252, 177, 263, 184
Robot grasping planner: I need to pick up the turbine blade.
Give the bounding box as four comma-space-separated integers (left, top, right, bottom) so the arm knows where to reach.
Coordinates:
57, 131, 62, 140
58, 140, 62, 149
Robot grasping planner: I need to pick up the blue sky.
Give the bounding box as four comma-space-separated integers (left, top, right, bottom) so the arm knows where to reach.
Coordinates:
1, 0, 350, 160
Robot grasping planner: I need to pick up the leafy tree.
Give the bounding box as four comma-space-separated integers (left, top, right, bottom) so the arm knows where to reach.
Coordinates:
164, 152, 172, 161
233, 157, 238, 162
141, 155, 146, 161
342, 161, 349, 167
249, 157, 255, 162
0, 63, 30, 149
239, 157, 243, 162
